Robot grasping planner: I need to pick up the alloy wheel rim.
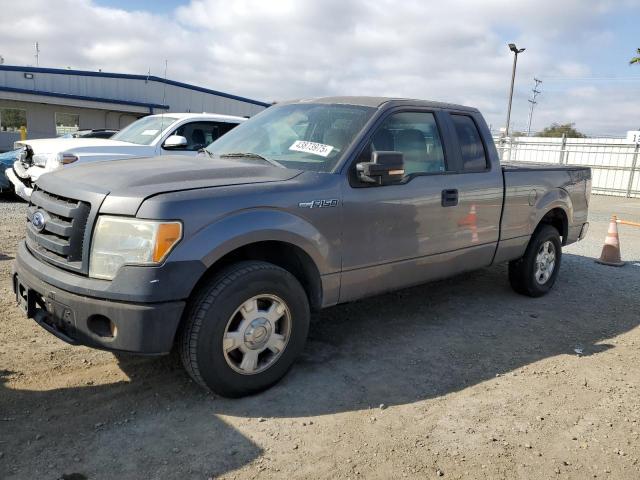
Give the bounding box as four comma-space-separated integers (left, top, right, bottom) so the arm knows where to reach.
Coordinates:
222, 294, 292, 375
534, 240, 556, 285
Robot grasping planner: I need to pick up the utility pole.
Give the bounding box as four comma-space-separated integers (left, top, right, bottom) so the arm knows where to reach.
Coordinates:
505, 43, 525, 137
34, 42, 40, 66
526, 78, 542, 136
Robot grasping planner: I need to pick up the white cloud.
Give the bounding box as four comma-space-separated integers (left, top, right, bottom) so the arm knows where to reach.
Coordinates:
568, 86, 599, 99
0, 0, 638, 135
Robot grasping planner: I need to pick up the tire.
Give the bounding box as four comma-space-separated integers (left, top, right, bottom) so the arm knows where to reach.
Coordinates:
508, 224, 562, 297
178, 261, 310, 397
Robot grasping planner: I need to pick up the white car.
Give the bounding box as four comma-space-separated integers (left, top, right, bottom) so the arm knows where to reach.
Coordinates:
6, 112, 245, 200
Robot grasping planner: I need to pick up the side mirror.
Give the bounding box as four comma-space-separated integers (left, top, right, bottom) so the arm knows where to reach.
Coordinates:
163, 135, 188, 150
18, 145, 34, 166
356, 151, 405, 185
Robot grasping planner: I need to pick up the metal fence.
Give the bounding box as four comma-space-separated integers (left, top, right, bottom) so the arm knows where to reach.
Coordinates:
495, 136, 640, 198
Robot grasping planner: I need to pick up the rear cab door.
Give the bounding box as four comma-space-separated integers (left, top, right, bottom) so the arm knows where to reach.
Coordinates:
440, 109, 503, 256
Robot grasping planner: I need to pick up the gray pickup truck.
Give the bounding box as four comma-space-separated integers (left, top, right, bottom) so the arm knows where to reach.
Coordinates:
12, 97, 591, 397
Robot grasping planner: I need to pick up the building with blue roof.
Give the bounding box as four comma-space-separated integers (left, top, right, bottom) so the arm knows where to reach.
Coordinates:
0, 65, 269, 150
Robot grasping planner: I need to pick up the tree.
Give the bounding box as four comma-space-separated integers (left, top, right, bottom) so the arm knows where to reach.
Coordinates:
630, 48, 640, 65
537, 123, 586, 138
0, 108, 26, 131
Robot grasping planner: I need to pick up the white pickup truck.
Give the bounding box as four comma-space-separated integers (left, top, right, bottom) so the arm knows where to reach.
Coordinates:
6, 112, 245, 200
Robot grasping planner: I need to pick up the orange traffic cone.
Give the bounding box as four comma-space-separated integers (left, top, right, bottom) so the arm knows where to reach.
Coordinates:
470, 205, 479, 243
458, 204, 479, 243
595, 215, 624, 267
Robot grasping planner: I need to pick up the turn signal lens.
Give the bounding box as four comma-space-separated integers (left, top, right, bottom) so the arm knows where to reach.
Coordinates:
62, 154, 79, 164
153, 222, 182, 262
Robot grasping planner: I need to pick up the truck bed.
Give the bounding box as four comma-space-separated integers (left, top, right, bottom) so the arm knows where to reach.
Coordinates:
498, 162, 591, 257
501, 161, 591, 172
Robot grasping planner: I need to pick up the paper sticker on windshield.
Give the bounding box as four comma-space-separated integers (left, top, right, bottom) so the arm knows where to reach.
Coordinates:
141, 129, 159, 136
289, 140, 334, 157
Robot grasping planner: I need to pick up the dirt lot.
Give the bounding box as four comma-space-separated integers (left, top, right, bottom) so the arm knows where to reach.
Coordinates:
1, 194, 639, 480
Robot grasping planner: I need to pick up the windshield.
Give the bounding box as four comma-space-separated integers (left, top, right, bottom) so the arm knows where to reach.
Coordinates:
111, 116, 178, 145
206, 103, 376, 172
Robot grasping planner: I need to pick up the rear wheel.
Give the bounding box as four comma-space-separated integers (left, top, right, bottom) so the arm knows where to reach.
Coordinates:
178, 261, 310, 397
509, 224, 562, 297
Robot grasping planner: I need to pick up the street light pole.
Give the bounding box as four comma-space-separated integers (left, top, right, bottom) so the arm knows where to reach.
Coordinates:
505, 43, 525, 137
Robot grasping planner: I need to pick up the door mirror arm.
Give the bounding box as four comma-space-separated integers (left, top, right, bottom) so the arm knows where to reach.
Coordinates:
356, 151, 405, 185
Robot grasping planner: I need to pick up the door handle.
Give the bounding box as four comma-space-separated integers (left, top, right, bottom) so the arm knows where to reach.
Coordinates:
441, 189, 458, 207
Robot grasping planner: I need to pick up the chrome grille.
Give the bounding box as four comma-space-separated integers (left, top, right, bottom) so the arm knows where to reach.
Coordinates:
26, 187, 91, 273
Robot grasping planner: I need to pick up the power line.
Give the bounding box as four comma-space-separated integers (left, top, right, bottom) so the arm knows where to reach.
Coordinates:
540, 74, 640, 82
526, 77, 542, 136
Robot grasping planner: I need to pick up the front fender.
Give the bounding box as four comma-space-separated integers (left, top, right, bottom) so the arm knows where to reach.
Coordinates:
170, 208, 336, 275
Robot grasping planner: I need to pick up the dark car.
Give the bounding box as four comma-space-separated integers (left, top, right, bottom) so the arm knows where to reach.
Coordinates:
60, 129, 119, 139
0, 149, 20, 192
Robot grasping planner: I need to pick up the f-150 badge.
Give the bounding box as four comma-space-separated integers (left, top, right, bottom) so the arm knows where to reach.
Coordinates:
298, 199, 339, 209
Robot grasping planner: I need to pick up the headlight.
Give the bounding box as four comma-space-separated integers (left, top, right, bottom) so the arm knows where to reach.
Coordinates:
89, 216, 182, 280
32, 153, 56, 167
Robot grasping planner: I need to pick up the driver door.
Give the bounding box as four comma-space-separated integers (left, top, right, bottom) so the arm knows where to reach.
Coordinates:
339, 109, 499, 302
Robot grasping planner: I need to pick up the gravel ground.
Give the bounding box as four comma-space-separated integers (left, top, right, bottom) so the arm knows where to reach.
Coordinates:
1, 193, 639, 480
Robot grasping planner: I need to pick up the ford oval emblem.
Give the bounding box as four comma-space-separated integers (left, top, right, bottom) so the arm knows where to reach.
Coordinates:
32, 211, 46, 232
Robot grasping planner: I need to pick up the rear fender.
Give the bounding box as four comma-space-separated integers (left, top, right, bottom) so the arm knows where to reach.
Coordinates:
534, 187, 573, 236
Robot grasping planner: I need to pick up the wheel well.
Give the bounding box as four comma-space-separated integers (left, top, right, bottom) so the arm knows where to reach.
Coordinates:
191, 241, 323, 311
539, 208, 568, 244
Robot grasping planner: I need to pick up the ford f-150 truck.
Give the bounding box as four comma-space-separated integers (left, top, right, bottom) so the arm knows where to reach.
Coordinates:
12, 97, 591, 397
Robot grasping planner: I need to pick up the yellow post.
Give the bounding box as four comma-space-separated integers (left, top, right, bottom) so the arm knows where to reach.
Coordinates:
19, 125, 27, 141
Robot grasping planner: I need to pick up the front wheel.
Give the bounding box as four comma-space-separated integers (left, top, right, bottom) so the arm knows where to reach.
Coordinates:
509, 224, 562, 297
178, 261, 310, 397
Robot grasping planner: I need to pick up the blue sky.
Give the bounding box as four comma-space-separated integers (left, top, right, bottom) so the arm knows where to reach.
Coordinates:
97, 0, 188, 13
529, 8, 639, 91
592, 11, 638, 73
3, 0, 640, 135
96, 0, 640, 76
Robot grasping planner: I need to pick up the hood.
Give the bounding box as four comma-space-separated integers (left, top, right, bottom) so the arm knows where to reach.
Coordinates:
16, 137, 148, 155
37, 155, 303, 215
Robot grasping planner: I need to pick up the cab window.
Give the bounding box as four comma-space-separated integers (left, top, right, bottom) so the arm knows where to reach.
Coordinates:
171, 121, 238, 151
358, 111, 446, 176
450, 115, 488, 171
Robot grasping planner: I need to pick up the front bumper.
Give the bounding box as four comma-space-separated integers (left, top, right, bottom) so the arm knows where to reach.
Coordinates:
5, 167, 33, 200
566, 222, 589, 245
13, 242, 186, 354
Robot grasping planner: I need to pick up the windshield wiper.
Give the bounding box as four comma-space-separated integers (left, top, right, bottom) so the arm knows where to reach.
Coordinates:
220, 152, 285, 169
198, 148, 215, 158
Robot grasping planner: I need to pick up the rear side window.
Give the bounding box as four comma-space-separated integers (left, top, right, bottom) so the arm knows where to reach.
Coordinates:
451, 115, 488, 171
